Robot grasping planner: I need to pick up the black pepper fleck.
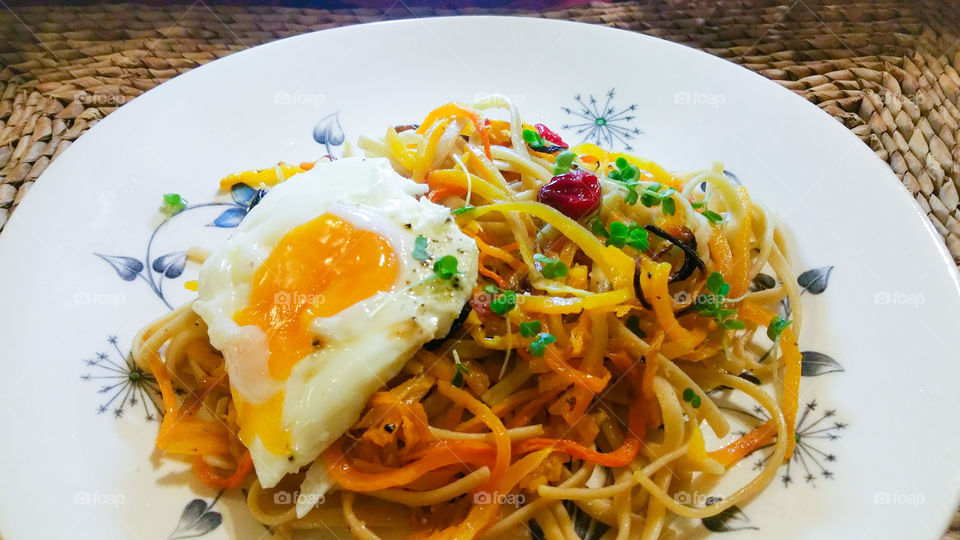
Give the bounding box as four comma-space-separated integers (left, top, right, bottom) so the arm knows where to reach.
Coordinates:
384, 423, 396, 433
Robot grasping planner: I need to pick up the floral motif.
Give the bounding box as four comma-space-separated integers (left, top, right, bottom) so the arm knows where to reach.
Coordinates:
562, 90, 641, 150
313, 111, 345, 156
94, 183, 260, 309
80, 335, 162, 421
741, 400, 848, 487
168, 492, 223, 539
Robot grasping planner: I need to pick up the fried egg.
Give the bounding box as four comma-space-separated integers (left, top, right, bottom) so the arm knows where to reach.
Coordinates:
193, 157, 479, 488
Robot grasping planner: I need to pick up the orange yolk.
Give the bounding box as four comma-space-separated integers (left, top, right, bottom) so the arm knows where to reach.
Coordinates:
232, 213, 399, 454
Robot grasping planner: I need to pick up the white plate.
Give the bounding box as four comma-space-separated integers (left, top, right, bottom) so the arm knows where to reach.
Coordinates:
1, 16, 958, 540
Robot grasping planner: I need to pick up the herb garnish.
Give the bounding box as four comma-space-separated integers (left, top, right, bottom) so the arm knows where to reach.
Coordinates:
593, 220, 649, 251
534, 253, 568, 279
162, 193, 187, 215
432, 255, 461, 280
529, 333, 557, 357
522, 128, 546, 148
412, 235, 430, 261
452, 351, 469, 388
519, 320, 542, 338
552, 150, 576, 175
701, 210, 724, 224
767, 315, 792, 342
682, 387, 702, 408
483, 284, 517, 316
692, 272, 745, 330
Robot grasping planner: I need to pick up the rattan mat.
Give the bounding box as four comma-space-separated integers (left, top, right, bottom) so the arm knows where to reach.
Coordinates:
1, 1, 959, 537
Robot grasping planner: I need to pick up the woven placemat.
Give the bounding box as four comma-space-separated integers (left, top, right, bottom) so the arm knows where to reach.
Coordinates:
0, 1, 959, 536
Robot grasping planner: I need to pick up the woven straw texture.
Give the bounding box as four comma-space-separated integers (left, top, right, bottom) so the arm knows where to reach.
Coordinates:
0, 2, 959, 535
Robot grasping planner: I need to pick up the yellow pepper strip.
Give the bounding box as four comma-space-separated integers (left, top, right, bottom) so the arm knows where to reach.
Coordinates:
571, 143, 681, 189
385, 126, 418, 171
219, 162, 305, 190
708, 227, 733, 276
463, 201, 635, 291
686, 424, 725, 474
566, 264, 589, 290
426, 169, 509, 203
413, 117, 452, 181
739, 301, 801, 459
638, 257, 704, 349
518, 289, 632, 315
728, 186, 752, 297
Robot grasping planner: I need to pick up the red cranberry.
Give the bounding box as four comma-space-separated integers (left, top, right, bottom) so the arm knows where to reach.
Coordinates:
534, 123, 568, 148
538, 170, 601, 221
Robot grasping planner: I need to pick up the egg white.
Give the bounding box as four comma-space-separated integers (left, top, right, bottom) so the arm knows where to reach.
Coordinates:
193, 157, 479, 487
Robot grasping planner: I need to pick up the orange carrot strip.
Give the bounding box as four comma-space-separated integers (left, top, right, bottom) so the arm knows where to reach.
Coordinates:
192, 451, 253, 489
323, 438, 494, 492
416, 102, 491, 159
708, 420, 777, 468
519, 347, 610, 394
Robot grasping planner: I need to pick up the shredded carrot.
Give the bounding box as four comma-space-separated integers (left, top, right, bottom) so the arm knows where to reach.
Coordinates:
427, 184, 466, 203
708, 420, 777, 467
416, 102, 491, 160
516, 352, 647, 468
478, 260, 508, 289
323, 438, 495, 492
518, 347, 610, 394
192, 451, 253, 489
506, 390, 560, 429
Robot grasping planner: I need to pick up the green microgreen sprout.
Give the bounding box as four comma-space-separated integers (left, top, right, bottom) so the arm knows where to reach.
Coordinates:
693, 272, 745, 331
519, 320, 542, 338
553, 150, 576, 175
412, 235, 430, 261
451, 351, 469, 388
767, 315, 792, 342
534, 253, 568, 279
483, 284, 517, 316
529, 333, 557, 357
162, 193, 187, 215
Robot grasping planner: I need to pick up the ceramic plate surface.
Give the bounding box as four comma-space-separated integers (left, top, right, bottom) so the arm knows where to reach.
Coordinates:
1, 16, 958, 540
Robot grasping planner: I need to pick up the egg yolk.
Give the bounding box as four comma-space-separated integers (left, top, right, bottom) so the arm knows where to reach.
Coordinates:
232, 213, 399, 454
